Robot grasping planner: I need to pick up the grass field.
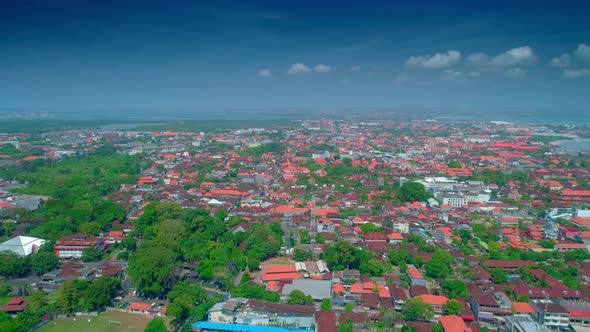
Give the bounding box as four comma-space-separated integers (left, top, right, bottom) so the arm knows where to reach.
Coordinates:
37, 310, 161, 332
0, 296, 11, 307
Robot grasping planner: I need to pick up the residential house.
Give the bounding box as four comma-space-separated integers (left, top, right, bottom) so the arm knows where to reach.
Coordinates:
407, 265, 426, 287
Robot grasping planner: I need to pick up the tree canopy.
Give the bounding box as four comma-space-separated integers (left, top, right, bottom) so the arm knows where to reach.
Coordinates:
402, 298, 434, 322
287, 290, 313, 305
31, 252, 59, 276
424, 251, 453, 278
398, 182, 431, 202
128, 245, 178, 296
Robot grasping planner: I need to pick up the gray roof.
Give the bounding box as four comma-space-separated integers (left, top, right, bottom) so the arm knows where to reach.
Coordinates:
281, 279, 332, 300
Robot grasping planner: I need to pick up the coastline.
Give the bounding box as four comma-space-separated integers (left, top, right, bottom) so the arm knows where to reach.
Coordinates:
551, 138, 590, 152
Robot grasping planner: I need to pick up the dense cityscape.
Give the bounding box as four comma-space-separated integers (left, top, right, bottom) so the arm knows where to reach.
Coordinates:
0, 119, 589, 332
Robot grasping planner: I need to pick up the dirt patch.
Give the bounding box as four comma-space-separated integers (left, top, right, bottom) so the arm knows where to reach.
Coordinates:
260, 256, 293, 268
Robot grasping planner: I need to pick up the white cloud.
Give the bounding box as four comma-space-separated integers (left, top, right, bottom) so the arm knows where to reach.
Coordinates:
405, 50, 461, 69
287, 63, 311, 75
466, 46, 536, 69
314, 64, 332, 73
549, 44, 590, 78
562, 68, 590, 79
505, 67, 526, 79
350, 65, 361, 72
574, 43, 590, 65
550, 54, 572, 68
492, 46, 536, 67
257, 68, 272, 77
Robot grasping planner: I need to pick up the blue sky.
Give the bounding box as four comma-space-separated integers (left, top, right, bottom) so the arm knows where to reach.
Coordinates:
1, 0, 590, 114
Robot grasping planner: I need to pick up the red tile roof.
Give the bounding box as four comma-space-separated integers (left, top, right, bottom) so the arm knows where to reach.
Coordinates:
512, 302, 535, 314
416, 294, 449, 306
128, 302, 152, 311
408, 267, 423, 280
439, 315, 468, 332
1, 297, 28, 313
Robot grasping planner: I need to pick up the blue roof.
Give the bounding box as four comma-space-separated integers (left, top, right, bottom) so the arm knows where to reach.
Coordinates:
192, 322, 314, 332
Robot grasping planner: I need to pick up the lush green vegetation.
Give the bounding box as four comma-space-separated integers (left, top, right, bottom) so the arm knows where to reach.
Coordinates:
1, 149, 142, 240
287, 290, 313, 305
466, 169, 529, 186
402, 298, 434, 322
57, 277, 121, 312
127, 203, 283, 296
239, 143, 285, 157
398, 182, 431, 202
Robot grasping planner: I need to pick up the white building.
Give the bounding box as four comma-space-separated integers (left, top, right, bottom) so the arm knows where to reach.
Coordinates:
438, 191, 491, 208
0, 236, 46, 256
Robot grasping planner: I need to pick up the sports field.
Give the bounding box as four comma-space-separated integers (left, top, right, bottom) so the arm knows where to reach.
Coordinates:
37, 310, 161, 332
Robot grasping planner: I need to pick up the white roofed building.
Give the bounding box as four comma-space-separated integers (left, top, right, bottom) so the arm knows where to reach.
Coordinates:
0, 236, 46, 256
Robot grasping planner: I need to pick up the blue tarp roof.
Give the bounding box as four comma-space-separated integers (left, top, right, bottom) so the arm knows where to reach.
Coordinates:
192, 322, 314, 332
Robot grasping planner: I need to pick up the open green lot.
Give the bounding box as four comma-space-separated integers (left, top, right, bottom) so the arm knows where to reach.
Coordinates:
0, 296, 11, 307
37, 310, 160, 332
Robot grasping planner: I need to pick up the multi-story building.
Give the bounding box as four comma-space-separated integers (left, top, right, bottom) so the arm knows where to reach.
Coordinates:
530, 301, 570, 330
54, 233, 106, 258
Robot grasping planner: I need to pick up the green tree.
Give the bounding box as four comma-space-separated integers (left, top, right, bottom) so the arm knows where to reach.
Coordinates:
444, 300, 463, 315
538, 240, 555, 249
31, 252, 59, 276
441, 280, 469, 299
81, 276, 121, 311
433, 323, 444, 332
320, 298, 332, 311
0, 253, 30, 278
315, 233, 326, 244
359, 258, 386, 277
27, 289, 47, 313
80, 222, 103, 235
167, 281, 207, 320
360, 223, 384, 234
448, 161, 462, 168
145, 318, 168, 332
402, 298, 434, 322
324, 241, 360, 270
81, 247, 102, 262
287, 290, 313, 305
293, 248, 311, 262
128, 245, 177, 295
401, 326, 416, 332
424, 251, 452, 278
398, 182, 431, 202
344, 303, 353, 313
490, 268, 508, 284
231, 283, 280, 303
300, 232, 311, 244
58, 280, 79, 313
